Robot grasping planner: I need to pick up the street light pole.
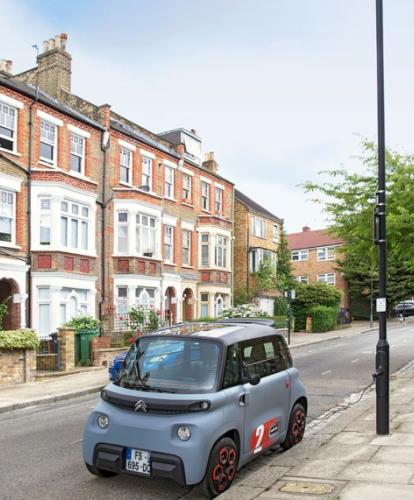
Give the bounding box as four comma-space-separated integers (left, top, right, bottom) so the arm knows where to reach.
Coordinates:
375, 0, 389, 435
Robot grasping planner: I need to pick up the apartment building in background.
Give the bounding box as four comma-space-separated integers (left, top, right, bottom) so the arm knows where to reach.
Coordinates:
286, 226, 348, 307
233, 190, 283, 316
0, 33, 233, 335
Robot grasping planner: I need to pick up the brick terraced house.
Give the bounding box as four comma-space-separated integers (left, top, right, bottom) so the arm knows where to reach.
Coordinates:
233, 190, 283, 316
286, 226, 348, 307
0, 33, 233, 335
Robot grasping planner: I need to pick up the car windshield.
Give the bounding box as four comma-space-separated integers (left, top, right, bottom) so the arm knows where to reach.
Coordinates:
115, 337, 221, 393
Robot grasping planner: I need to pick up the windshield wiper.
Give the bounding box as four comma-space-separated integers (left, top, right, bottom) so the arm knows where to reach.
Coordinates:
124, 384, 176, 393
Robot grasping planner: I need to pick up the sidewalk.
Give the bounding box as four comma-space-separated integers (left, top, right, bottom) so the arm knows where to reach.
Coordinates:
218, 361, 414, 500
286, 319, 378, 349
0, 367, 108, 413
0, 320, 378, 414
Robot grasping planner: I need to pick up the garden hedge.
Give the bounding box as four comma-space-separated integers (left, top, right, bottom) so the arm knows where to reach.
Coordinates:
0, 329, 39, 350
308, 305, 338, 332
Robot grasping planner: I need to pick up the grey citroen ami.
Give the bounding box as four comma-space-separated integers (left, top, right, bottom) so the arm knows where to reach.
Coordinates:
83, 321, 307, 497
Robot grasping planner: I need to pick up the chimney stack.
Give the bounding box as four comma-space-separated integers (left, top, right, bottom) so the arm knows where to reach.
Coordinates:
302, 226, 310, 232
0, 59, 13, 75
202, 152, 218, 174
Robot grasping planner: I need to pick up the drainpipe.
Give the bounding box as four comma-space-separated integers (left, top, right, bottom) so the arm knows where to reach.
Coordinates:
231, 186, 235, 306
26, 46, 40, 328
99, 129, 110, 328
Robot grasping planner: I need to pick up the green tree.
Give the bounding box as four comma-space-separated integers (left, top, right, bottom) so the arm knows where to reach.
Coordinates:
255, 257, 276, 293
303, 141, 414, 310
276, 229, 296, 293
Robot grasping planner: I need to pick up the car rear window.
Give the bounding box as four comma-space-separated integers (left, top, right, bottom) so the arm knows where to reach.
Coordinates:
241, 336, 290, 378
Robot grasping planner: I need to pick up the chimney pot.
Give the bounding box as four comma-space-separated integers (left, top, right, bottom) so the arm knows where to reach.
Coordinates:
55, 35, 60, 48
60, 33, 68, 50
42, 40, 49, 52
190, 129, 197, 135
0, 60, 6, 72
5, 60, 12, 73
302, 226, 310, 232
49, 38, 55, 50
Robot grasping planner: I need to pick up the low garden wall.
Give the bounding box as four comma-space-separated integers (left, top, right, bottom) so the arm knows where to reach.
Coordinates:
93, 346, 127, 368
0, 329, 39, 385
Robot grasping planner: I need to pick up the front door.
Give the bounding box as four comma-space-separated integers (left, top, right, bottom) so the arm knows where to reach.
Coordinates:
240, 336, 291, 456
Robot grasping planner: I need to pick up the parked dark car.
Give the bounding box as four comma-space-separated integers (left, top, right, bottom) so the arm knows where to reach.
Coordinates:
108, 351, 128, 381
394, 302, 414, 317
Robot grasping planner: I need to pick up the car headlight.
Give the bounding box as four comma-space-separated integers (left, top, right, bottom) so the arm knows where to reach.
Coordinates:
177, 426, 191, 441
97, 414, 109, 429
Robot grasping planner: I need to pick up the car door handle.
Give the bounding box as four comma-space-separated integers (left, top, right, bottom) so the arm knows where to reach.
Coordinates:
239, 393, 246, 406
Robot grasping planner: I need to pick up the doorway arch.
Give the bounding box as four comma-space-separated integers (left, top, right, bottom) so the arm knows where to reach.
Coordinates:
164, 287, 177, 325
182, 288, 194, 322
0, 278, 20, 330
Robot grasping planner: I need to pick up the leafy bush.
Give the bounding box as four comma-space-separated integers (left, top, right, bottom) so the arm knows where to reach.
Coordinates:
273, 315, 287, 328
192, 317, 217, 323
274, 297, 288, 316
222, 303, 270, 318
308, 305, 339, 332
65, 316, 100, 332
0, 329, 39, 350
0, 296, 11, 330
292, 283, 342, 331
233, 289, 256, 306
129, 306, 161, 333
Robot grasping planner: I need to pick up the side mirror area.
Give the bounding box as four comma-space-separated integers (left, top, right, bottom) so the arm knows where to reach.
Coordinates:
249, 374, 261, 386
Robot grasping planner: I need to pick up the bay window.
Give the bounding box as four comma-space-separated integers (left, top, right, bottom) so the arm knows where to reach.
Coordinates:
249, 248, 277, 273
200, 234, 209, 267
214, 235, 228, 268
60, 200, 89, 251
136, 214, 156, 256
40, 120, 57, 165
182, 230, 191, 265
120, 147, 132, 184
164, 225, 174, 263
71, 133, 85, 174
38, 287, 51, 336
135, 287, 156, 307
0, 102, 16, 152
0, 188, 15, 243
60, 287, 89, 325
117, 212, 129, 253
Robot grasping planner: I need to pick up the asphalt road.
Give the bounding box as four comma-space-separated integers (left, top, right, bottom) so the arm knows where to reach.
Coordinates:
1, 322, 413, 500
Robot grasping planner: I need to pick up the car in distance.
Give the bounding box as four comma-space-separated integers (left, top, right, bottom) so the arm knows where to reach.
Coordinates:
108, 351, 127, 381
83, 321, 307, 497
394, 301, 414, 317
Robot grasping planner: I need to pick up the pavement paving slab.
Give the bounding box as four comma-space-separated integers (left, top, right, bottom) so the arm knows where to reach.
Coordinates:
287, 458, 348, 479
339, 481, 414, 500
338, 461, 414, 484
371, 445, 414, 464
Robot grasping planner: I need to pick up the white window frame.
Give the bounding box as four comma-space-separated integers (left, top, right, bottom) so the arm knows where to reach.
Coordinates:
37, 286, 51, 337
59, 287, 89, 326
70, 133, 85, 175
201, 181, 210, 211
117, 211, 129, 254
214, 235, 228, 269
249, 248, 277, 273
120, 147, 133, 185
182, 173, 192, 202
60, 200, 90, 252
273, 224, 279, 242
136, 213, 157, 256
297, 275, 309, 284
215, 187, 223, 213
0, 187, 16, 245
164, 165, 174, 199
251, 216, 266, 238
200, 233, 209, 268
142, 156, 152, 190
200, 293, 209, 318
164, 225, 174, 263
116, 286, 128, 314
317, 246, 336, 261
182, 229, 191, 266
39, 197, 51, 246
40, 120, 57, 166
0, 101, 17, 153
291, 249, 308, 261
317, 273, 336, 285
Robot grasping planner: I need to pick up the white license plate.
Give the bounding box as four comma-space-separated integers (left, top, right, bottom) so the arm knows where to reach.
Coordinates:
125, 448, 151, 475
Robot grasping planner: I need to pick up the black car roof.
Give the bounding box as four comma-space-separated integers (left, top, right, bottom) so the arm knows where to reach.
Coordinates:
142, 321, 285, 346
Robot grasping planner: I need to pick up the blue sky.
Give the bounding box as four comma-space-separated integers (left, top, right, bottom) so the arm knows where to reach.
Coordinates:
2, 0, 414, 231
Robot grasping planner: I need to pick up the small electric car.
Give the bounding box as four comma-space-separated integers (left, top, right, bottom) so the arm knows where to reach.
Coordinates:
83, 321, 307, 497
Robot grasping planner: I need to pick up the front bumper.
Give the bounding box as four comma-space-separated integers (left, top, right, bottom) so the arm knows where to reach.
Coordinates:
93, 443, 186, 485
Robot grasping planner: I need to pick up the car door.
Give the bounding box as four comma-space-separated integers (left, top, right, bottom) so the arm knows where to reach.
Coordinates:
241, 336, 291, 456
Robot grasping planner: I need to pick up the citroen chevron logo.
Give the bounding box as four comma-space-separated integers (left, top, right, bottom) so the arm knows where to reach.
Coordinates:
134, 400, 147, 413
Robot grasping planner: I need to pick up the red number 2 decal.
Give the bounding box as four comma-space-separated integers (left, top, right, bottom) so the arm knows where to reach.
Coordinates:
250, 418, 278, 454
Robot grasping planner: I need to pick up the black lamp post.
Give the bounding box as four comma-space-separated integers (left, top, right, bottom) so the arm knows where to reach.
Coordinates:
374, 0, 389, 435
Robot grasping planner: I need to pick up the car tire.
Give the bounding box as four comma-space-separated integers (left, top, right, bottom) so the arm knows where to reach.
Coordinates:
85, 462, 118, 478
280, 402, 306, 450
200, 437, 239, 498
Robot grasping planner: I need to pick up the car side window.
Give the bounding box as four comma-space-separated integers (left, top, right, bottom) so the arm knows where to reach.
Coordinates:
241, 336, 285, 379
276, 336, 292, 369
223, 344, 241, 388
